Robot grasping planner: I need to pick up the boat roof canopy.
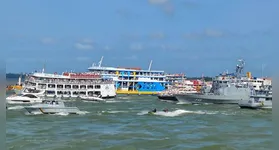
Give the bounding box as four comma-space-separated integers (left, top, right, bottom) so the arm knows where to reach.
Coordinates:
88, 66, 164, 73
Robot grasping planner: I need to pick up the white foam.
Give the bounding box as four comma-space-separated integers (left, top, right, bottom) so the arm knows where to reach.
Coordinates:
25, 111, 43, 115
193, 103, 213, 105
118, 97, 130, 100
100, 110, 128, 114
137, 109, 218, 117
7, 106, 24, 110
137, 110, 149, 115
105, 100, 131, 103
6, 101, 27, 104
76, 111, 90, 115
83, 100, 99, 103
108, 110, 127, 113
176, 102, 191, 105
52, 112, 69, 116
154, 109, 190, 117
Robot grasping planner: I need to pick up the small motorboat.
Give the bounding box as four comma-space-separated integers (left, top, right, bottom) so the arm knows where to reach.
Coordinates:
6, 93, 43, 104
148, 111, 155, 115
24, 100, 80, 114
80, 95, 105, 102
239, 86, 272, 110
238, 99, 272, 110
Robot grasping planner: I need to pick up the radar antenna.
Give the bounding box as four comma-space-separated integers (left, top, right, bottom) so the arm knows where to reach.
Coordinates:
235, 59, 245, 78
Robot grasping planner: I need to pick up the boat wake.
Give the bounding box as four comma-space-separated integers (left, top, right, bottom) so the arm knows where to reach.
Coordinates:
24, 111, 90, 116
7, 106, 24, 110
76, 111, 90, 115
83, 100, 102, 103
105, 100, 131, 103
137, 109, 218, 117
176, 102, 191, 105
100, 110, 129, 114
193, 103, 213, 105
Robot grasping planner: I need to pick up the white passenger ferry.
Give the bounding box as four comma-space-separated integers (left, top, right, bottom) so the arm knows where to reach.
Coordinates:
20, 71, 116, 99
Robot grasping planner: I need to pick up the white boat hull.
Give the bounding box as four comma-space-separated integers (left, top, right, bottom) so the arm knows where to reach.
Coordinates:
6, 96, 42, 104
25, 106, 80, 114
238, 100, 272, 109
175, 93, 250, 104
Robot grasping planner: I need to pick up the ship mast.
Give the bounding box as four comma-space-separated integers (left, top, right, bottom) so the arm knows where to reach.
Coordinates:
98, 56, 103, 67
42, 61, 46, 73
148, 60, 153, 71
236, 59, 245, 79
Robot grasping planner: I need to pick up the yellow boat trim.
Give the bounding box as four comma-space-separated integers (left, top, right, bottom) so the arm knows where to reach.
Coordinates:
116, 90, 158, 95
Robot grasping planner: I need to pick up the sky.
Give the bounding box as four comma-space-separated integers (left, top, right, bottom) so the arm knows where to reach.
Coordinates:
1, 0, 278, 77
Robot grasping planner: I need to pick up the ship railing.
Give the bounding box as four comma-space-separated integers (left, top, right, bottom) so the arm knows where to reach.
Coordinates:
25, 79, 113, 84
34, 88, 103, 91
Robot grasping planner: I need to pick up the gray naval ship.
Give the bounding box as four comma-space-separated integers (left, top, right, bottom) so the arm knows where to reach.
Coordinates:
175, 59, 254, 104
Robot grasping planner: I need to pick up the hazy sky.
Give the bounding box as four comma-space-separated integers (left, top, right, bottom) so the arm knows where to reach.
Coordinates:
2, 0, 278, 77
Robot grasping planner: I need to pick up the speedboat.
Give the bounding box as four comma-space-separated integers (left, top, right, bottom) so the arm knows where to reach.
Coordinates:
80, 95, 105, 102
24, 100, 80, 114
238, 86, 272, 110
6, 93, 43, 104
238, 98, 272, 109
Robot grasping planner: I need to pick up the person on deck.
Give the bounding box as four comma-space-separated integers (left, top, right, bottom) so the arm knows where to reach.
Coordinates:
152, 108, 157, 113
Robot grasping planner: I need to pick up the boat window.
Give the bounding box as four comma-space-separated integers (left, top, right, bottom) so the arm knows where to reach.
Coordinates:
23, 94, 38, 98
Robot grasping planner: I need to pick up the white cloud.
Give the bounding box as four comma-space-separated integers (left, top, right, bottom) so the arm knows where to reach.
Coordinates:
41, 38, 56, 44
75, 43, 93, 50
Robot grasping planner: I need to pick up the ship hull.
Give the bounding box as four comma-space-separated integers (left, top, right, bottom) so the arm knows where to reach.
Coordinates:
157, 95, 178, 102
175, 93, 250, 104
116, 90, 159, 95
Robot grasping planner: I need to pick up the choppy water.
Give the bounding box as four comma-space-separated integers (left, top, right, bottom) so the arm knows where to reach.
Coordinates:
6, 94, 272, 150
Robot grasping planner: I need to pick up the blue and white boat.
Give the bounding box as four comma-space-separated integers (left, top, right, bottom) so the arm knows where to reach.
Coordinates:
88, 56, 167, 95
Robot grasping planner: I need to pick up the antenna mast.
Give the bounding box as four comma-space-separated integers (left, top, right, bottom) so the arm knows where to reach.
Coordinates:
148, 60, 153, 71
42, 61, 46, 73
98, 56, 103, 67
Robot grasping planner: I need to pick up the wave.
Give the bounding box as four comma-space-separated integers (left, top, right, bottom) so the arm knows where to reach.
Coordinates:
76, 111, 90, 115
105, 100, 131, 103
7, 106, 24, 110
100, 110, 128, 114
176, 102, 191, 105
117, 97, 130, 100
24, 111, 90, 116
137, 109, 218, 117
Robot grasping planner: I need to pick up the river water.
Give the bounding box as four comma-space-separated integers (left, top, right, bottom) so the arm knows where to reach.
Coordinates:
6, 93, 271, 150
